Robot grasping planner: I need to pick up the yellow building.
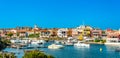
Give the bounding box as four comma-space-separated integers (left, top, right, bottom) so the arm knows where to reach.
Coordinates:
76, 25, 92, 40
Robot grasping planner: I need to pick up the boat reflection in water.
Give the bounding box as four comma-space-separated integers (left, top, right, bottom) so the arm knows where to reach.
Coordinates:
106, 45, 118, 52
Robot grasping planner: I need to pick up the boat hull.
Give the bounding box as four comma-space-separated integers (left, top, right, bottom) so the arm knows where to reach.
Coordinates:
48, 44, 64, 49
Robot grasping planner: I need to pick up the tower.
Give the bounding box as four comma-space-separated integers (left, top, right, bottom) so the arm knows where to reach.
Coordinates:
34, 24, 38, 28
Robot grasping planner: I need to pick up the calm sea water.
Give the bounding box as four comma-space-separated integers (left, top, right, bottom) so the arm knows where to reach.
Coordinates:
4, 44, 120, 58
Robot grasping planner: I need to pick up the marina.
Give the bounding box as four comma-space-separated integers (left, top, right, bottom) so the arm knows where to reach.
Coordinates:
0, 0, 120, 58
2, 38, 120, 58
3, 44, 120, 58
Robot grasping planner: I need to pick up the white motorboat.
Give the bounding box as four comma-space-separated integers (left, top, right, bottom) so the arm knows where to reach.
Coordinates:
65, 42, 73, 46
31, 40, 46, 45
21, 39, 31, 44
74, 41, 90, 48
38, 40, 46, 44
72, 39, 78, 43
55, 40, 61, 44
48, 44, 64, 49
31, 40, 38, 45
64, 37, 74, 46
10, 39, 21, 43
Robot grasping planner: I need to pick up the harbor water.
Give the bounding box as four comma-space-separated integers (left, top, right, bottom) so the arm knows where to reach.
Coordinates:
4, 44, 120, 58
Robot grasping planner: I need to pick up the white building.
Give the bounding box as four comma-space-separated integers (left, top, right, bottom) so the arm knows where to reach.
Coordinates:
57, 28, 68, 38
10, 29, 17, 33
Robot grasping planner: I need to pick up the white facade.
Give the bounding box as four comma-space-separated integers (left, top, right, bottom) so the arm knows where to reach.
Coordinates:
106, 38, 120, 43
57, 28, 68, 38
10, 29, 17, 33
76, 25, 92, 30
27, 31, 34, 36
72, 29, 83, 36
105, 38, 120, 45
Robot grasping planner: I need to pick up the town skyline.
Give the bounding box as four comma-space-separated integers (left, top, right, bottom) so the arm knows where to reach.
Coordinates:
0, 20, 120, 29
0, 24, 119, 30
0, 0, 120, 58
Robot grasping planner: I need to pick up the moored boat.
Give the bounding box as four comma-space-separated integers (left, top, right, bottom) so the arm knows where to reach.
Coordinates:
55, 40, 61, 44
48, 44, 64, 49
31, 40, 46, 45
65, 42, 74, 46
74, 41, 90, 48
64, 37, 74, 46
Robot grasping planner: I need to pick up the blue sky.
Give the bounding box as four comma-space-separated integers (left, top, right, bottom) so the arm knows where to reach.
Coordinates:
0, 0, 120, 29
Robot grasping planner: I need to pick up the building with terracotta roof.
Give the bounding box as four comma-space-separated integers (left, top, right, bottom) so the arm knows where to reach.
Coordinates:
67, 29, 72, 37
106, 29, 120, 38
50, 28, 58, 37
39, 29, 51, 38
91, 28, 102, 38
105, 29, 120, 43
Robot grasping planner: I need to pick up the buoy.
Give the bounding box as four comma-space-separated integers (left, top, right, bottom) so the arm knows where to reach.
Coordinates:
100, 48, 102, 52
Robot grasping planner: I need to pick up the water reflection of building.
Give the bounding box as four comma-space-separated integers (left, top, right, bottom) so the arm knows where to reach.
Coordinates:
106, 45, 118, 51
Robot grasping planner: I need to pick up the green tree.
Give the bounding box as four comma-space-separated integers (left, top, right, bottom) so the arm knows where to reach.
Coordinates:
0, 39, 11, 51
94, 39, 101, 42
0, 52, 16, 58
16, 33, 20, 38
28, 34, 39, 38
22, 50, 54, 58
7, 33, 13, 38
